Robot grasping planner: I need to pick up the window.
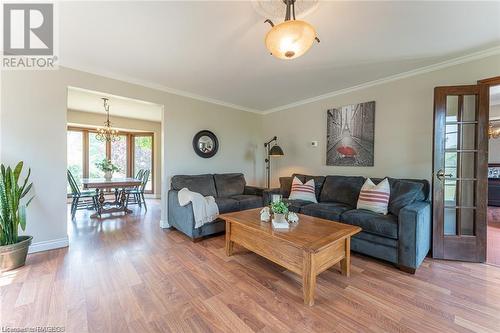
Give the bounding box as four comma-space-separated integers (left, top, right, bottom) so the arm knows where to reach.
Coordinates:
111, 134, 128, 178
88, 132, 107, 178
67, 130, 84, 192
67, 127, 154, 194
133, 135, 153, 192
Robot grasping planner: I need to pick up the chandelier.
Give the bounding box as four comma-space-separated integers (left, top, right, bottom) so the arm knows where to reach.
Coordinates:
489, 121, 500, 139
96, 98, 120, 142
264, 0, 320, 60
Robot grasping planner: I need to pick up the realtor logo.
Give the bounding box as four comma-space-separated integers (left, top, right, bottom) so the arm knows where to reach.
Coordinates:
4, 3, 53, 56
2, 3, 57, 69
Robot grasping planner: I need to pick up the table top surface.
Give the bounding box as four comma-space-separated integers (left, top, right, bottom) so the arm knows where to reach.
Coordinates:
220, 208, 361, 252
81, 177, 142, 188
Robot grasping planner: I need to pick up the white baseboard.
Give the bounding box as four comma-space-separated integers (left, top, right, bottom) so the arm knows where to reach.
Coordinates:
160, 219, 170, 228
28, 237, 69, 254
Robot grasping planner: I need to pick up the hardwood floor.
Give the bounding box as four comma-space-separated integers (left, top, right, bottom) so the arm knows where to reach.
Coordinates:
1, 200, 500, 332
487, 206, 500, 266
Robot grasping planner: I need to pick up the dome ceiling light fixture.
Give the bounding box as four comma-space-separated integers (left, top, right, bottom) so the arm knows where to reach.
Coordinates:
263, 0, 320, 60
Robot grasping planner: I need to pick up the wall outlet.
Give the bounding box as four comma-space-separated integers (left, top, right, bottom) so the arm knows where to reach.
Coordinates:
311, 141, 319, 147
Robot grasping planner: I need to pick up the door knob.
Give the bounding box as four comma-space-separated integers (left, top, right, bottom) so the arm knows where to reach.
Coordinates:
436, 169, 453, 180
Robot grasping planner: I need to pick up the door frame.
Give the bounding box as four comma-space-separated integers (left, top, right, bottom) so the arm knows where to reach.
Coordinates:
478, 76, 500, 263
432, 83, 489, 261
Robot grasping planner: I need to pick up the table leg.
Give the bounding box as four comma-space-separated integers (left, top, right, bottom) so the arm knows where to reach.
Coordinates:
303, 251, 316, 306
97, 189, 105, 218
225, 221, 233, 256
120, 189, 133, 214
340, 237, 351, 277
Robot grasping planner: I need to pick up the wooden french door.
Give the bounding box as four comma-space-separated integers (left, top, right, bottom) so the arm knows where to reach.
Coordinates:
433, 84, 489, 262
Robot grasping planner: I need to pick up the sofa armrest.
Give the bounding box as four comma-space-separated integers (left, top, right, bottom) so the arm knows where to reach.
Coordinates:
168, 190, 196, 237
398, 201, 431, 271
244, 185, 266, 197
262, 188, 282, 205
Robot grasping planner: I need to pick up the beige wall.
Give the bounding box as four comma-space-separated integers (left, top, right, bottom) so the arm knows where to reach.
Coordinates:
262, 54, 500, 187
1, 67, 264, 252
67, 109, 162, 197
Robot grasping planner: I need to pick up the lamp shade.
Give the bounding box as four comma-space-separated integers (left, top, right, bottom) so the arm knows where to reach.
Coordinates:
265, 20, 317, 60
269, 145, 284, 156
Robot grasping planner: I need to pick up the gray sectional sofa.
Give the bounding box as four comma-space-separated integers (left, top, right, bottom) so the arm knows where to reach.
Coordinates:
168, 173, 264, 240
264, 174, 431, 273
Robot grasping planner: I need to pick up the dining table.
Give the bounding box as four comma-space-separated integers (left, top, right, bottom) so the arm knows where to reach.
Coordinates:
81, 177, 142, 218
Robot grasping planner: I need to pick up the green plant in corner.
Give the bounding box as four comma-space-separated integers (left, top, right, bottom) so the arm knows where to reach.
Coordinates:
95, 158, 120, 173
271, 200, 289, 215
0, 162, 34, 246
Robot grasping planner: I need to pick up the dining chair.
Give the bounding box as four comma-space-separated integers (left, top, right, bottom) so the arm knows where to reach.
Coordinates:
67, 170, 99, 219
126, 169, 150, 211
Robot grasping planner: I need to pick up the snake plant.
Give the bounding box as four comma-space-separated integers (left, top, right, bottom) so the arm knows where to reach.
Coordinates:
0, 162, 34, 246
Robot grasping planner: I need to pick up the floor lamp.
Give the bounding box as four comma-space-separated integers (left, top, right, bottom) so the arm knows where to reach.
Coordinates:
264, 136, 284, 188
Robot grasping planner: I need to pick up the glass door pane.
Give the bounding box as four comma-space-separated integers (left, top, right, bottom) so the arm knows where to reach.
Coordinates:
67, 130, 83, 193
443, 94, 478, 237
134, 135, 153, 192
89, 132, 107, 178
111, 135, 128, 178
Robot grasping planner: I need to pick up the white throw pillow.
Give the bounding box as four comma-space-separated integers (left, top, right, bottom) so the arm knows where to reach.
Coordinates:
288, 177, 317, 203
357, 178, 390, 215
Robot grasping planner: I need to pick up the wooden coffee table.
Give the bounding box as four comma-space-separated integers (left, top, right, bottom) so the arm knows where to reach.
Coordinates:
221, 208, 361, 306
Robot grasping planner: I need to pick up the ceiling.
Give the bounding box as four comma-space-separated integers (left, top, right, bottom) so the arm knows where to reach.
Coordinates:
59, 1, 500, 113
67, 87, 163, 122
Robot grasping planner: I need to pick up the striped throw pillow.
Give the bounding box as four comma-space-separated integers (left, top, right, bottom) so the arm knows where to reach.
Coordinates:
289, 177, 317, 203
357, 178, 390, 215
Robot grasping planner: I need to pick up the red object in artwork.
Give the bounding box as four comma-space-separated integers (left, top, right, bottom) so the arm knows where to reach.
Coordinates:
337, 146, 356, 157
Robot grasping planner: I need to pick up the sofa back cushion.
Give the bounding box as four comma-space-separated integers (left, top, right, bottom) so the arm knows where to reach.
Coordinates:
388, 179, 424, 215
320, 176, 365, 207
372, 177, 430, 202
279, 177, 293, 198
214, 173, 246, 197
171, 174, 217, 197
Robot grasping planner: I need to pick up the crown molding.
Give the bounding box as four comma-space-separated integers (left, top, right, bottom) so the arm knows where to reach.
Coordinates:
61, 45, 500, 116
262, 45, 500, 114
60, 63, 263, 114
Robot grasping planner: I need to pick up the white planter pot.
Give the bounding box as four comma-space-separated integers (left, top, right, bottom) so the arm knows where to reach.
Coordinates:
104, 171, 113, 181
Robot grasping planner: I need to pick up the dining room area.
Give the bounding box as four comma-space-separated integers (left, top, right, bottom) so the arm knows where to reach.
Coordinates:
66, 87, 163, 232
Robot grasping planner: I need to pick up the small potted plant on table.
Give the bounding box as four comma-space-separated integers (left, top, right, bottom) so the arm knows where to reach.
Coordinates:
271, 200, 289, 224
96, 158, 120, 181
0, 162, 34, 272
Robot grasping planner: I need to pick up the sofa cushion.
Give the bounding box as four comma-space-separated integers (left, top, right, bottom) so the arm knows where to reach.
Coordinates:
230, 194, 263, 210
279, 177, 293, 198
171, 174, 217, 197
300, 202, 352, 221
391, 178, 429, 201
215, 197, 239, 214
387, 179, 424, 216
283, 198, 313, 213
373, 178, 430, 202
320, 176, 365, 207
214, 173, 246, 197
341, 209, 398, 239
